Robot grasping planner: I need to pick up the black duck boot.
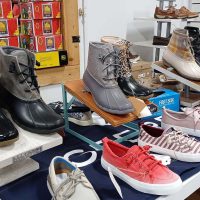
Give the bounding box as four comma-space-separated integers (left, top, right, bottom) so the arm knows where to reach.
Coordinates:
0, 47, 64, 134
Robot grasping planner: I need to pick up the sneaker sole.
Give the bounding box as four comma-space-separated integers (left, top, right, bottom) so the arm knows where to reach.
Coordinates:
0, 136, 19, 147
138, 138, 200, 162
161, 121, 200, 137
68, 117, 93, 126
101, 157, 182, 195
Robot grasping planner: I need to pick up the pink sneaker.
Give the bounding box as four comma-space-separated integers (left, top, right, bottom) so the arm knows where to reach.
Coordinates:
138, 125, 200, 162
162, 108, 200, 137
101, 137, 182, 195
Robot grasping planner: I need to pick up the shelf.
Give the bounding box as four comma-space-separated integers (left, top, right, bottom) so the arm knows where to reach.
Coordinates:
134, 17, 189, 22
0, 122, 63, 169
187, 17, 200, 22
64, 80, 137, 127
134, 40, 167, 49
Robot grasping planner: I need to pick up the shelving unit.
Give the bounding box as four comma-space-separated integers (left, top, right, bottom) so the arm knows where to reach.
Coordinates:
0, 120, 62, 186
134, 40, 167, 50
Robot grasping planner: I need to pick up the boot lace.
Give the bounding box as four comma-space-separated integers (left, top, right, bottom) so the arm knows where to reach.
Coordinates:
99, 51, 121, 81
9, 61, 39, 92
52, 170, 92, 200
167, 130, 197, 151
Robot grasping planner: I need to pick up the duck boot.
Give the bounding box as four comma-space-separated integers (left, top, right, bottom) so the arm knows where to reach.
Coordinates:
163, 29, 200, 80
0, 109, 19, 147
101, 36, 153, 99
83, 42, 133, 115
0, 47, 64, 134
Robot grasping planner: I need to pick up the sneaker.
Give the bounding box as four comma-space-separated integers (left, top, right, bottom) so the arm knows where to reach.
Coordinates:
179, 6, 199, 18
162, 108, 200, 137
101, 137, 182, 195
47, 156, 100, 200
138, 125, 200, 162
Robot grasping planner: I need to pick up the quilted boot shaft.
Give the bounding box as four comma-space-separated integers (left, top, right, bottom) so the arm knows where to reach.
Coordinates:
83, 42, 133, 115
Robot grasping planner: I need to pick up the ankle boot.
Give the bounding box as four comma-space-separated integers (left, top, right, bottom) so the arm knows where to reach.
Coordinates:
163, 28, 200, 80
0, 47, 64, 134
101, 36, 153, 99
0, 109, 18, 146
185, 26, 200, 63
83, 42, 133, 115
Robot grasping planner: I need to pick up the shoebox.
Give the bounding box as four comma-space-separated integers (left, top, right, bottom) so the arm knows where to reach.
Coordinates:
131, 61, 152, 88
0, 36, 19, 47
20, 35, 35, 51
0, 1, 13, 19
35, 34, 63, 52
146, 89, 180, 117
0, 18, 19, 37
35, 50, 68, 69
20, 19, 61, 36
20, 2, 61, 19
18, 0, 61, 2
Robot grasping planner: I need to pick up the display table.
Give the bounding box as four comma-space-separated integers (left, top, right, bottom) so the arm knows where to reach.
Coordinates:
0, 120, 62, 186
62, 80, 139, 150
152, 61, 200, 107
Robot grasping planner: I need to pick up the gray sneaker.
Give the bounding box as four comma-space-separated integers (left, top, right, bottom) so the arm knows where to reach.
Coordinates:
162, 108, 200, 137
83, 42, 133, 115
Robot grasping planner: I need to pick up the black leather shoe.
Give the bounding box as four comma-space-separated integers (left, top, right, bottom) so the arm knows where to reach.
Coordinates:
0, 47, 64, 134
0, 109, 18, 146
117, 76, 153, 98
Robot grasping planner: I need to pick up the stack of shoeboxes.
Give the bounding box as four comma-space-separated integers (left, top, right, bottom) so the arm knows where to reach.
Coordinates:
0, 0, 19, 47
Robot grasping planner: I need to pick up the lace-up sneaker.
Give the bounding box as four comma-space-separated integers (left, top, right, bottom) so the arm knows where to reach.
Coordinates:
48, 156, 100, 200
101, 138, 182, 195
139, 125, 200, 162
162, 108, 200, 137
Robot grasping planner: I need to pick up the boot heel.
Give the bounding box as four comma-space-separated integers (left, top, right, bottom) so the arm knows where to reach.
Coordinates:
163, 59, 171, 68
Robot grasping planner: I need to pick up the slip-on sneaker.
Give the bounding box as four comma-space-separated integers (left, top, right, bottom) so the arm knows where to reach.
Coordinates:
101, 137, 182, 195
139, 125, 200, 162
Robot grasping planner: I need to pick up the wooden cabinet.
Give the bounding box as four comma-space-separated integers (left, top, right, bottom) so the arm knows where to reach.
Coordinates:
36, 0, 80, 86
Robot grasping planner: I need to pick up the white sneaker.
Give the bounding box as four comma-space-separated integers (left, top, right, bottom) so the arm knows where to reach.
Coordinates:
47, 156, 100, 200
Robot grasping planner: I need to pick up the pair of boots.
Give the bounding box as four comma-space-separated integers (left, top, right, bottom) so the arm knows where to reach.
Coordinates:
163, 28, 200, 80
83, 37, 153, 115
0, 47, 64, 146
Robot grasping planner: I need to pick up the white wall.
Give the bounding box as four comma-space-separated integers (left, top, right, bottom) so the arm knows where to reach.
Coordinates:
80, 0, 190, 76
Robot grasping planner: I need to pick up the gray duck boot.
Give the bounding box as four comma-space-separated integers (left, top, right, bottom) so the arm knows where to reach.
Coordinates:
83, 42, 133, 115
0, 46, 64, 134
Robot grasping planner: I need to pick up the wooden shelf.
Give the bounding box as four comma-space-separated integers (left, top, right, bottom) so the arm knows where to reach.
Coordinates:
64, 80, 137, 127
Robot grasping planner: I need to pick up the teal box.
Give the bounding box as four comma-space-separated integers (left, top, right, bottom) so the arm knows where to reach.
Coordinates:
148, 89, 180, 117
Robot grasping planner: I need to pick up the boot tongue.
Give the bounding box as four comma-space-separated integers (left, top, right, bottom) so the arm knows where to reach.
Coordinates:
11, 50, 29, 67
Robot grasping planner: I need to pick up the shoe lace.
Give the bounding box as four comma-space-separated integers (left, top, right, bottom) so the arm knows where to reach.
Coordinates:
115, 40, 132, 78
9, 61, 39, 93
52, 170, 92, 200
184, 107, 200, 127
167, 130, 197, 150
99, 51, 121, 80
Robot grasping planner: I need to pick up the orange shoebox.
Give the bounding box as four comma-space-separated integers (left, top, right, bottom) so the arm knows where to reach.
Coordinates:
0, 36, 19, 47
35, 34, 63, 52
20, 19, 61, 36
20, 2, 61, 19
0, 18, 19, 37
0, 1, 13, 19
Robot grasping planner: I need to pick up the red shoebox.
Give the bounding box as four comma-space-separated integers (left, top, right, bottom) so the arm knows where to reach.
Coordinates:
20, 2, 61, 19
35, 34, 63, 52
0, 1, 13, 18
20, 18, 61, 36
18, 0, 61, 2
0, 36, 19, 47
0, 18, 19, 37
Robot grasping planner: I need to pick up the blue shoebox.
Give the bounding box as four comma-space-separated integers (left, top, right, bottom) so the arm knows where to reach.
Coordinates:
147, 89, 180, 117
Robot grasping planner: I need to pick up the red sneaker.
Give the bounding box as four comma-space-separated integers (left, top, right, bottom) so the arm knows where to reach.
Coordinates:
101, 137, 182, 195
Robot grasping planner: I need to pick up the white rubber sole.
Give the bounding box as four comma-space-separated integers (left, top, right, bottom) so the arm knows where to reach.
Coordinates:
101, 157, 182, 195
68, 117, 93, 126
138, 138, 200, 162
47, 178, 55, 198
161, 121, 200, 137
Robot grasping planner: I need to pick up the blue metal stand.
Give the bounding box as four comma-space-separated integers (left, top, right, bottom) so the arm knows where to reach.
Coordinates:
62, 84, 139, 151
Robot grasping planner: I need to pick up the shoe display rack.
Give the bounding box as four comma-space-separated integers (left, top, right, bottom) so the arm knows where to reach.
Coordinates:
152, 61, 200, 107
134, 0, 188, 61
0, 118, 62, 187
62, 80, 139, 151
